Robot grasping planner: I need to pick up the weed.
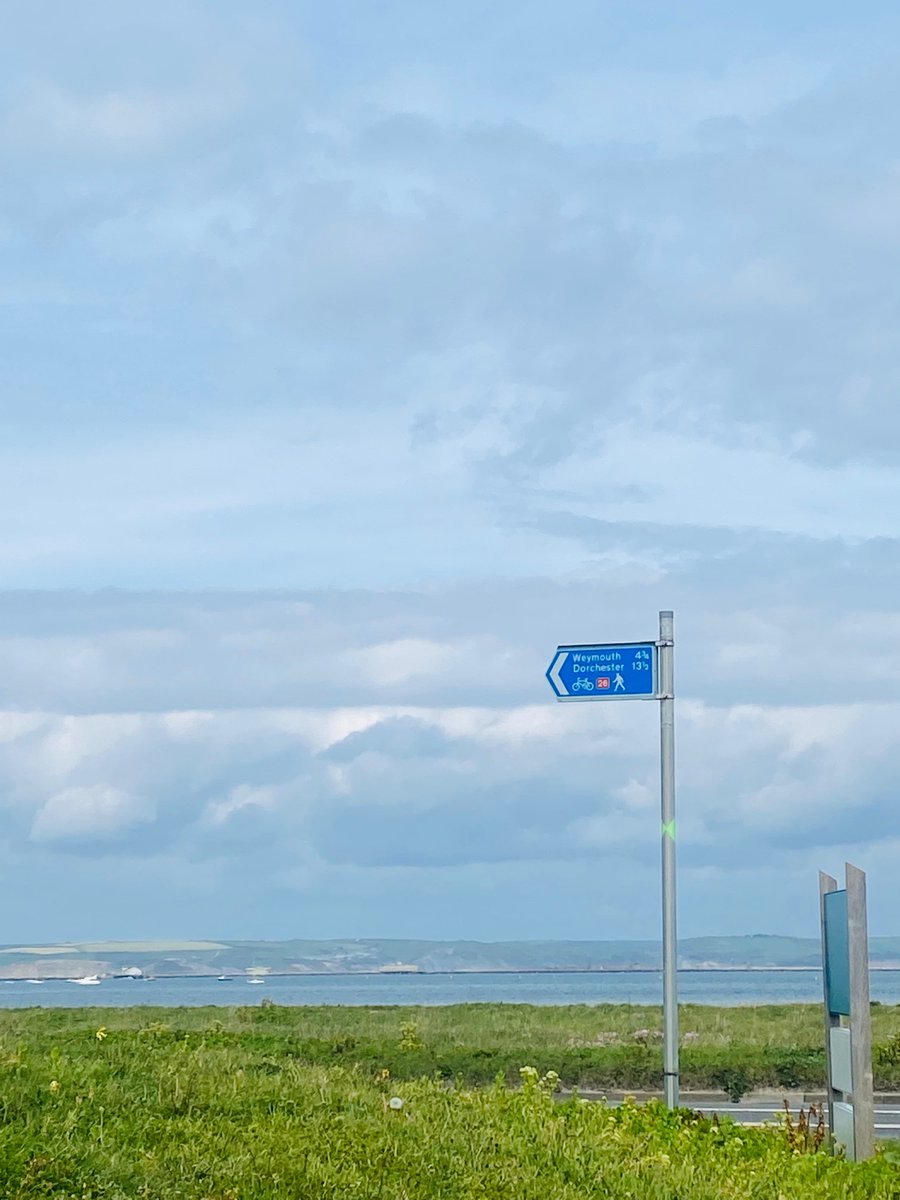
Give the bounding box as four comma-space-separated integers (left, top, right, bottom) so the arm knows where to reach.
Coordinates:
874, 1033, 900, 1068
398, 1020, 424, 1051
778, 1099, 827, 1154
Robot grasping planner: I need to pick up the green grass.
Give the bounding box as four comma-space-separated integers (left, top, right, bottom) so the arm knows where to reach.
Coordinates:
8, 998, 897, 1044
4, 1001, 897, 1096
0, 1015, 898, 1198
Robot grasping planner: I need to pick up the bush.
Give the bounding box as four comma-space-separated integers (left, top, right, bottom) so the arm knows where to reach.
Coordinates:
712, 1065, 752, 1103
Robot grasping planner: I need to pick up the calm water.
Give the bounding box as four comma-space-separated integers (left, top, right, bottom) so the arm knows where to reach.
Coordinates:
2, 970, 900, 1008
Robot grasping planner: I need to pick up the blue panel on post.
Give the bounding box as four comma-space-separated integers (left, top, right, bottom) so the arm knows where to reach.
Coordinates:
546, 643, 657, 700
824, 889, 851, 1017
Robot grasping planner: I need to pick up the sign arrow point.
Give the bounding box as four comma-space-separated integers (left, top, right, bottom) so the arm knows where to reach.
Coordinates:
547, 651, 568, 696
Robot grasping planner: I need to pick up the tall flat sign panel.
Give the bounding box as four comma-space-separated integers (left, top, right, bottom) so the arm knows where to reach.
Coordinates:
824, 889, 850, 1017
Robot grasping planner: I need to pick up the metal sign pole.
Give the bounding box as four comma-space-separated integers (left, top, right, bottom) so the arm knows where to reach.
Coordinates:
658, 610, 679, 1108
818, 863, 874, 1160
847, 863, 875, 1160
545, 614, 678, 1107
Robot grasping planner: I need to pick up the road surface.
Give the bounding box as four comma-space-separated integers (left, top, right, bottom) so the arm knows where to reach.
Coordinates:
572, 1092, 900, 1140
689, 1097, 900, 1140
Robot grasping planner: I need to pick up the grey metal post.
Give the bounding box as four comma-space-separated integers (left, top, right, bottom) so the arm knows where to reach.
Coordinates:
658, 610, 678, 1107
847, 863, 874, 1160
818, 870, 838, 1139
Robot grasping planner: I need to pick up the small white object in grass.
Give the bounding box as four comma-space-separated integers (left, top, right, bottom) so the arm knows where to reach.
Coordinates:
389, 1097, 404, 1110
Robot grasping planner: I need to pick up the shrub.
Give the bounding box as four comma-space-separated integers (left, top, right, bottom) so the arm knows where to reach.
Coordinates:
712, 1064, 751, 1103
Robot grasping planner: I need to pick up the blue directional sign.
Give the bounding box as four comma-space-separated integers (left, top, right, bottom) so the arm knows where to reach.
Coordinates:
546, 642, 657, 700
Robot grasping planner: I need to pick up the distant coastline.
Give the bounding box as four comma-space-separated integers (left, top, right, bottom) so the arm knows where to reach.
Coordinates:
5, 965, 900, 981
1, 935, 899, 981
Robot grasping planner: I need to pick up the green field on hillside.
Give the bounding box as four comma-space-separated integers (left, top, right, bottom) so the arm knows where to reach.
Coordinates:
0, 1005, 899, 1198
4, 933, 900, 976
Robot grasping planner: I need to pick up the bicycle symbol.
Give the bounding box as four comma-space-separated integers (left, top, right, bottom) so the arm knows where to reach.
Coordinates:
571, 677, 594, 692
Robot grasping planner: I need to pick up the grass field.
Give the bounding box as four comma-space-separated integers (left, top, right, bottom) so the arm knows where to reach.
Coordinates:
1, 1005, 899, 1197
5, 1000, 898, 1097
0, 942, 230, 956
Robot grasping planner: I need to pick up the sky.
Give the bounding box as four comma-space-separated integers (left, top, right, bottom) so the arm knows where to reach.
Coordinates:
3, 0, 900, 944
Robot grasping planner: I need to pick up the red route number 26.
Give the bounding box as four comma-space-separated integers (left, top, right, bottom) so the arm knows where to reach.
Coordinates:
596, 677, 611, 689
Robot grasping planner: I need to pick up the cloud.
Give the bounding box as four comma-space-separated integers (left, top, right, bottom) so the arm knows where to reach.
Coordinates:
2, 2, 900, 939
1, 81, 241, 156
1, 683, 897, 872
490, 56, 827, 148
322, 716, 457, 762
30, 785, 155, 844
0, 677, 899, 937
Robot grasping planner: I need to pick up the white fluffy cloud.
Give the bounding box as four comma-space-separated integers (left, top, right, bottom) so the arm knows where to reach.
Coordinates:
30, 785, 154, 843
1, 633, 899, 936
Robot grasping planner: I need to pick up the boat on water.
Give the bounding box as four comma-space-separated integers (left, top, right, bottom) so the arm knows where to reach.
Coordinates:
68, 975, 101, 986
25, 979, 43, 985
246, 977, 265, 985
217, 976, 231, 982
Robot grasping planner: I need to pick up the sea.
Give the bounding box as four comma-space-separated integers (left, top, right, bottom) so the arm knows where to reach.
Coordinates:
3, 970, 900, 1008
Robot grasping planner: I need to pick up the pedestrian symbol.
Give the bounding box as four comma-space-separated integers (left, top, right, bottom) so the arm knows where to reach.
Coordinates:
613, 673, 625, 691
